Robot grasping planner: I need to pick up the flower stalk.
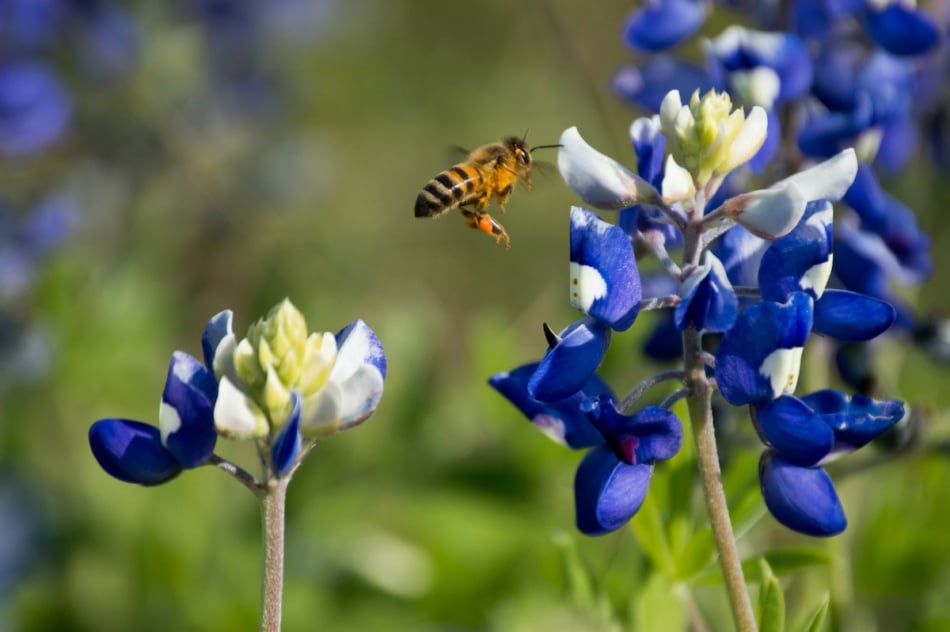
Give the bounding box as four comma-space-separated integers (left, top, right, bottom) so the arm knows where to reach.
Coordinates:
260, 475, 289, 632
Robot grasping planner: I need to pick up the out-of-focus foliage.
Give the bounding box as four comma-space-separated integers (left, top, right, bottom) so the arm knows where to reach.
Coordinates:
1, 1, 949, 630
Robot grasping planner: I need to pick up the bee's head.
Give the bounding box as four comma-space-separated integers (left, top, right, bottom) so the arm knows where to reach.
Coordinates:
504, 136, 532, 168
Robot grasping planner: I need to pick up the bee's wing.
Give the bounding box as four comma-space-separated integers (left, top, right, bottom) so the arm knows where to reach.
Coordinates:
448, 145, 470, 163
532, 160, 559, 181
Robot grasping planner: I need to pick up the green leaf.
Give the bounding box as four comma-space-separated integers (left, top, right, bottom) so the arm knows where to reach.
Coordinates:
673, 527, 715, 582
552, 531, 595, 611
693, 547, 831, 586
631, 488, 676, 577
758, 558, 786, 632
634, 572, 687, 632
794, 593, 830, 632
755, 548, 832, 577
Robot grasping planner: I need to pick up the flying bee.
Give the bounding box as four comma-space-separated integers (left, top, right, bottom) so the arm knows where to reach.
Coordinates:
414, 134, 560, 249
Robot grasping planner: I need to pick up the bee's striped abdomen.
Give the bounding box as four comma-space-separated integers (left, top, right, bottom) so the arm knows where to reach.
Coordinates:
414, 164, 482, 217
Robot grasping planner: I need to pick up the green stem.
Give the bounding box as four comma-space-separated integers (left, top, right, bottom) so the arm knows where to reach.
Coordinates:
684, 330, 757, 632
682, 221, 757, 632
260, 476, 289, 632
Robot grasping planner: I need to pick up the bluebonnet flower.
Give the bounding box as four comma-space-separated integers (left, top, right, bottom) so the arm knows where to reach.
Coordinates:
494, 85, 906, 539
90, 300, 386, 484
89, 351, 219, 485
614, 1, 945, 385
490, 366, 682, 535
714, 199, 902, 534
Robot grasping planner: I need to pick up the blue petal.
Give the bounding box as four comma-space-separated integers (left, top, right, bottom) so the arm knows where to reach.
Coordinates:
801, 390, 905, 454
797, 97, 874, 158
832, 224, 891, 298
89, 419, 182, 486
674, 252, 737, 333
489, 363, 607, 449
570, 207, 641, 331
201, 309, 233, 371
760, 452, 847, 536
864, 5, 941, 56
528, 318, 611, 402
575, 445, 652, 535
875, 112, 917, 175
759, 200, 833, 302
272, 391, 303, 477
715, 293, 813, 406
582, 397, 682, 464
613, 56, 717, 113
753, 395, 833, 466
630, 116, 666, 184
161, 352, 218, 468
712, 224, 768, 290
843, 167, 932, 281
708, 29, 813, 104
813, 290, 895, 342
623, 0, 706, 51
811, 41, 862, 111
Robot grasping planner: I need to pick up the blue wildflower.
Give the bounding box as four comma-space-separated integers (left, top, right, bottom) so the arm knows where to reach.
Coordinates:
89, 351, 219, 486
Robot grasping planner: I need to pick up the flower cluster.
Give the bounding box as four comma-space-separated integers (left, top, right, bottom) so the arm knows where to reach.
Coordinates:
89, 299, 386, 486
614, 0, 946, 373
493, 88, 906, 536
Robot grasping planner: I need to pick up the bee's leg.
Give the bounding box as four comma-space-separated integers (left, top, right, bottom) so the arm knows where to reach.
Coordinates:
462, 209, 511, 249
495, 185, 513, 213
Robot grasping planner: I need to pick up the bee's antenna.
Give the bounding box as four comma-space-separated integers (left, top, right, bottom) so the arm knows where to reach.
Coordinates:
530, 144, 563, 153
521, 128, 530, 143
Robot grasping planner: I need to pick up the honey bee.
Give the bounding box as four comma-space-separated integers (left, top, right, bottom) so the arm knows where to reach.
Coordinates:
414, 134, 559, 249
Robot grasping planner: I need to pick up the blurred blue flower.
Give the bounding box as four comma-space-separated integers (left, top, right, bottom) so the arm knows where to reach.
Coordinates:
0, 192, 75, 301
0, 61, 71, 157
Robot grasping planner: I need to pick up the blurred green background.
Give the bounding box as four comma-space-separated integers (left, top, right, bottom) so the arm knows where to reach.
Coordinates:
3, 1, 950, 630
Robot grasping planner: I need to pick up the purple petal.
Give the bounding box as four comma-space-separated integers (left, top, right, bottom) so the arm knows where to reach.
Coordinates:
760, 452, 846, 536
753, 395, 834, 466
715, 293, 813, 406
489, 363, 607, 449
801, 389, 905, 454
623, 0, 707, 52
89, 419, 182, 486
528, 319, 611, 402
160, 352, 218, 468
813, 290, 895, 342
570, 207, 641, 331
271, 390, 303, 477
582, 397, 682, 464
575, 445, 652, 535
